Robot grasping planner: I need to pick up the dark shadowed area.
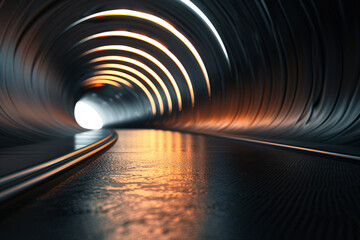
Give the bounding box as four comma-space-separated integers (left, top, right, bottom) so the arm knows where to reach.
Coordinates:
1, 130, 360, 240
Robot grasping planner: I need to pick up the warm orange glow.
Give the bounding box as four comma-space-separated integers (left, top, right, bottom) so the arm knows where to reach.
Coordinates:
89, 83, 105, 88
80, 31, 194, 106
83, 76, 133, 88
92, 70, 157, 115
84, 46, 183, 111
96, 130, 206, 238
94, 64, 165, 114
90, 57, 173, 113
69, 9, 211, 97
82, 80, 121, 89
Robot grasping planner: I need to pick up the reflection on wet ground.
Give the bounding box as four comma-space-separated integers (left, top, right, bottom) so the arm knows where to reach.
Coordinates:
1, 130, 360, 239
0, 130, 113, 177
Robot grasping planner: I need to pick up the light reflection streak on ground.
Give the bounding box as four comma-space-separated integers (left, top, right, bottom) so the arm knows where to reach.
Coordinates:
94, 130, 207, 239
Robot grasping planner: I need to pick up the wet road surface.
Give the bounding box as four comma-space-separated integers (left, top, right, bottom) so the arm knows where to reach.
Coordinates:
1, 129, 360, 239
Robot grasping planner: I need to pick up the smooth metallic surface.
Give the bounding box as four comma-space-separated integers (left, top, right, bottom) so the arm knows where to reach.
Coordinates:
0, 1, 359, 238
1, 130, 360, 239
0, 130, 117, 202
0, 0, 359, 150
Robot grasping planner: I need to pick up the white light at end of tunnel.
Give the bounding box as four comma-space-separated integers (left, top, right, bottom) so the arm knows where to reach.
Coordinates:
74, 101, 103, 130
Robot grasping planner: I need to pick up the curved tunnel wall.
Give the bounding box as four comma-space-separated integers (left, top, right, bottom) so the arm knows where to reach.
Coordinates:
0, 0, 359, 148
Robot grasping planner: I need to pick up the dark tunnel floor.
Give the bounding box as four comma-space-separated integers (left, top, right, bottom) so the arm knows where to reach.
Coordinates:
1, 129, 360, 240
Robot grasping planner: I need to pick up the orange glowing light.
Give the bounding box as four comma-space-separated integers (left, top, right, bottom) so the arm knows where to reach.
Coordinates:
94, 67, 164, 114
92, 70, 157, 115
82, 80, 121, 89
68, 9, 211, 97
80, 31, 194, 107
83, 76, 133, 88
90, 57, 173, 113
91, 83, 105, 88
83, 45, 183, 111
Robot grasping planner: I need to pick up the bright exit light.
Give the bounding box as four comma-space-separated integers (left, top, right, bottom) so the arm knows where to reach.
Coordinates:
74, 101, 103, 129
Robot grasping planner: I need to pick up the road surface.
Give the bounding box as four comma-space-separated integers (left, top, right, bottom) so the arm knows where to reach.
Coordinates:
1, 129, 360, 239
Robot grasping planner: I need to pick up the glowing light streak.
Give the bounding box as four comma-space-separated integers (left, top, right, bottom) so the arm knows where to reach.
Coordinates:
82, 79, 121, 89
93, 70, 157, 115
79, 31, 194, 107
67, 9, 211, 97
94, 66, 165, 114
90, 56, 173, 113
86, 83, 105, 88
179, 0, 229, 65
83, 75, 133, 88
83, 45, 183, 110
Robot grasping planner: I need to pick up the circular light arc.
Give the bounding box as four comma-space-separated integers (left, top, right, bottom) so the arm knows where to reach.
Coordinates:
83, 75, 133, 88
83, 45, 183, 110
93, 67, 165, 115
90, 56, 173, 113
91, 71, 158, 115
83, 79, 121, 89
66, 9, 211, 97
179, 0, 230, 65
78, 31, 195, 106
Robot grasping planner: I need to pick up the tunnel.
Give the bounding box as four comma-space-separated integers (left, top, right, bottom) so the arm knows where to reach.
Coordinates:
0, 0, 360, 239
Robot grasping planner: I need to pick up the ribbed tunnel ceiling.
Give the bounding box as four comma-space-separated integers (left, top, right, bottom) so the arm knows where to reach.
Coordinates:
0, 0, 359, 148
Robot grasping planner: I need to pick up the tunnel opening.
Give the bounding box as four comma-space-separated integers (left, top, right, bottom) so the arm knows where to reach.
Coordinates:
0, 0, 358, 149
74, 100, 104, 130
1, 1, 360, 239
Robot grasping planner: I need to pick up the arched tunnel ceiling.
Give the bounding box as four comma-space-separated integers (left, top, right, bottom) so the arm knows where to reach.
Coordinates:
0, 0, 359, 148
